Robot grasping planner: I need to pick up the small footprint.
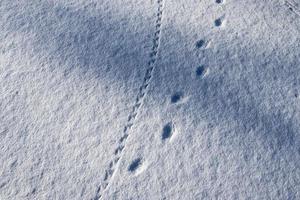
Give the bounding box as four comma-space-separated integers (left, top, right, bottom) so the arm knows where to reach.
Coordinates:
196, 65, 208, 77
128, 158, 148, 176
214, 16, 226, 27
171, 92, 184, 103
162, 122, 173, 140
128, 158, 142, 172
215, 0, 225, 4
196, 39, 211, 49
196, 39, 205, 48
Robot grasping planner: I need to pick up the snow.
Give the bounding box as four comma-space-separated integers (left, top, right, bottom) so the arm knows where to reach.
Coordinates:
1, 0, 300, 199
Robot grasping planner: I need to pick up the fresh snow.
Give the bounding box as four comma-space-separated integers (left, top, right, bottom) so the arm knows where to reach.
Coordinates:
1, 0, 300, 199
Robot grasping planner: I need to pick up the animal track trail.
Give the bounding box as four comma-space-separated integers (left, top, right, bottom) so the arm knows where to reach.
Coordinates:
214, 0, 226, 28
92, 1, 165, 199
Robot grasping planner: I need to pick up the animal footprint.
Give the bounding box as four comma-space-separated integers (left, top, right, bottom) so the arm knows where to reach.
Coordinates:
128, 158, 142, 172
128, 158, 147, 175
196, 39, 205, 48
196, 65, 209, 77
214, 16, 226, 27
162, 122, 173, 140
215, 0, 225, 4
171, 92, 184, 104
195, 39, 212, 49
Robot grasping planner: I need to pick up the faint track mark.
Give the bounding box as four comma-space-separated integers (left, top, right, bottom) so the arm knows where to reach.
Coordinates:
285, 0, 300, 16
92, 0, 165, 199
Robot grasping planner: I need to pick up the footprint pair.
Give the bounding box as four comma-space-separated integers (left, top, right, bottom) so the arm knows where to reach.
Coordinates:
195, 0, 227, 76
127, 121, 173, 174
214, 0, 226, 27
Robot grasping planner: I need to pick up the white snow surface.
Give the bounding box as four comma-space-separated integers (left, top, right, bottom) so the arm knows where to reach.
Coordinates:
1, 0, 300, 199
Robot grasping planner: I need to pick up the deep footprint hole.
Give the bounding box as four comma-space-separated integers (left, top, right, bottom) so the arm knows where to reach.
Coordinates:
215, 18, 223, 27
216, 0, 223, 4
196, 65, 206, 76
128, 158, 142, 172
171, 92, 183, 103
196, 39, 205, 48
162, 123, 173, 140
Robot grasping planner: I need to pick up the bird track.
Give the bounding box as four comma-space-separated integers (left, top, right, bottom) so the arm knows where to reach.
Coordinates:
92, 0, 165, 199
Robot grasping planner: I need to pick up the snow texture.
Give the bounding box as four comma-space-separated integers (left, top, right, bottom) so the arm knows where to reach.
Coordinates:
1, 0, 300, 199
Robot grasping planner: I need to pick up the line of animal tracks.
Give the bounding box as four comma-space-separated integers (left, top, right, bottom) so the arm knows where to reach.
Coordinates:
93, 0, 165, 199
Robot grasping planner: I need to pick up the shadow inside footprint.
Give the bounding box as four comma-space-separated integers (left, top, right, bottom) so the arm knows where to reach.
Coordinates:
196, 39, 205, 48
162, 123, 173, 140
128, 158, 142, 172
196, 65, 206, 77
171, 92, 184, 103
214, 16, 226, 27
215, 18, 222, 27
